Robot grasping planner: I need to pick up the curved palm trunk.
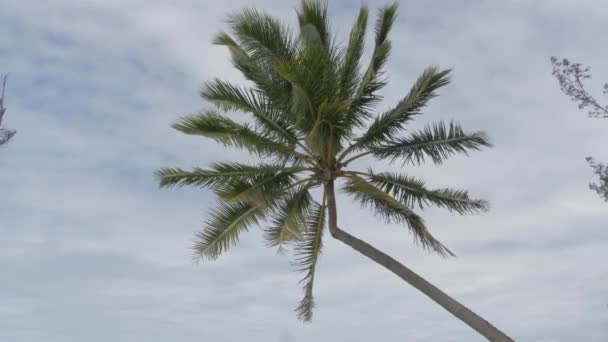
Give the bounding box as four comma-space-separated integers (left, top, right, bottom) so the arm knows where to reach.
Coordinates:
325, 181, 514, 342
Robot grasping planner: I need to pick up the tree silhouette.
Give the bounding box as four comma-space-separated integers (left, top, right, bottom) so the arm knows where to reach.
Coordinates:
0, 74, 16, 146
551, 57, 607, 201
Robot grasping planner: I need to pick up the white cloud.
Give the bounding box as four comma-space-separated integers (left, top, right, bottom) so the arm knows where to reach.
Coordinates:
1, 0, 607, 341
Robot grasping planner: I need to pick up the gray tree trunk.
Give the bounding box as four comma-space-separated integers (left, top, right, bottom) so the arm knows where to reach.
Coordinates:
324, 181, 514, 342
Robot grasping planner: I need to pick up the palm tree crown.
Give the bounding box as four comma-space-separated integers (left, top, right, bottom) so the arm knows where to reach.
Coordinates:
158, 1, 491, 322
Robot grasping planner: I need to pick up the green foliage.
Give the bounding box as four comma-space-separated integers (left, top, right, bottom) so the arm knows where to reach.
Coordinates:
212, 169, 297, 207
201, 80, 298, 144
339, 6, 369, 101
157, 163, 301, 189
297, 0, 331, 48
367, 171, 488, 214
213, 32, 292, 109
265, 185, 313, 248
159, 0, 491, 323
294, 200, 326, 321
228, 8, 297, 62
372, 121, 491, 165
172, 111, 304, 162
343, 175, 453, 257
354, 67, 452, 149
346, 3, 398, 125
194, 201, 266, 260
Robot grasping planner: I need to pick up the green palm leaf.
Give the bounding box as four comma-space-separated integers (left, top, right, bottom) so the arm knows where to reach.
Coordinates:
228, 8, 297, 63
294, 199, 326, 321
272, 58, 317, 131
347, 3, 398, 122
273, 47, 341, 135
305, 99, 350, 156
213, 32, 293, 111
215, 14, 299, 120
200, 80, 298, 144
353, 67, 452, 150
343, 175, 453, 256
339, 6, 369, 101
194, 201, 266, 261
367, 171, 489, 214
172, 111, 304, 162
156, 163, 304, 189
372, 121, 492, 165
265, 184, 313, 249
213, 169, 298, 207
297, 0, 330, 49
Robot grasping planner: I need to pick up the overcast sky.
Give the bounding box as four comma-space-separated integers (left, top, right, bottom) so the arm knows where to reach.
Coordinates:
1, 1, 607, 341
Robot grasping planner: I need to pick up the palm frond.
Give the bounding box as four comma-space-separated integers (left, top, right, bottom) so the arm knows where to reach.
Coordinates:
339, 5, 369, 100
171, 111, 301, 161
347, 3, 398, 124
366, 171, 489, 214
228, 8, 297, 63
200, 80, 298, 144
372, 121, 492, 165
294, 198, 327, 321
342, 175, 453, 256
193, 201, 266, 261
354, 67, 451, 149
213, 32, 292, 110
306, 99, 350, 155
297, 0, 330, 49
273, 48, 341, 136
156, 163, 304, 189
265, 184, 313, 249
213, 169, 298, 207
272, 58, 316, 131
374, 3, 398, 44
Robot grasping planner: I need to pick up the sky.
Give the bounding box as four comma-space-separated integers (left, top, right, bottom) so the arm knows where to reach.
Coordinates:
1, 0, 607, 341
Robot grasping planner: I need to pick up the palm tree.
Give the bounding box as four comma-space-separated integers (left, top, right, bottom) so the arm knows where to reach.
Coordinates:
158, 2, 513, 340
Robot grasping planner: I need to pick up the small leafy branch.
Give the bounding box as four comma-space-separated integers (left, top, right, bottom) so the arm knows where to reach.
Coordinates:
586, 157, 608, 202
550, 57, 608, 118
0, 74, 16, 146
551, 57, 608, 202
